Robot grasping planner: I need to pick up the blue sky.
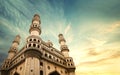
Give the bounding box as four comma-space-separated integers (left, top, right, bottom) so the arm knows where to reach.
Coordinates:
0, 0, 120, 74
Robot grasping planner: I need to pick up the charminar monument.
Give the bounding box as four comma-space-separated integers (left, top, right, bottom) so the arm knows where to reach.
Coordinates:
0, 14, 75, 75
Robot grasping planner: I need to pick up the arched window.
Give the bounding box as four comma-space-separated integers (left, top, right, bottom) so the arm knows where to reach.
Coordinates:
40, 62, 43, 66
33, 44, 36, 47
57, 59, 59, 62
67, 59, 69, 62
47, 66, 50, 70
45, 53, 48, 57
68, 64, 70, 66
38, 40, 40, 42
30, 39, 32, 41
60, 61, 62, 64
40, 70, 43, 75
20, 67, 22, 70
29, 44, 31, 47
34, 39, 36, 41
49, 55, 52, 59
38, 45, 40, 48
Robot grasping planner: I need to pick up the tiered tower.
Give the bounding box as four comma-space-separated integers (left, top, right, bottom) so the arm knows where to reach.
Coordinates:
25, 14, 42, 75
8, 35, 21, 59
58, 34, 69, 57
0, 35, 20, 75
58, 34, 75, 75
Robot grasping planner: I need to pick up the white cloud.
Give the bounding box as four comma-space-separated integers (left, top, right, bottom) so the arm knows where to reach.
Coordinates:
64, 23, 71, 35
87, 37, 106, 47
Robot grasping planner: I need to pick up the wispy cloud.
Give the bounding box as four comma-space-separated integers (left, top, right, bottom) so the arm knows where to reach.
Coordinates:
87, 37, 106, 47
64, 23, 71, 35
103, 23, 120, 33
1, 0, 120, 75
75, 48, 120, 74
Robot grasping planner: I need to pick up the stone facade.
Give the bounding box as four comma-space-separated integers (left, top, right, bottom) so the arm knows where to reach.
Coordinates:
0, 14, 76, 75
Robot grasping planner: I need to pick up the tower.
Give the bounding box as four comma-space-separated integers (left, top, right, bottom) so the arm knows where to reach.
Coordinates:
0, 14, 76, 75
58, 34, 75, 75
58, 34, 69, 57
0, 35, 20, 75
25, 14, 41, 75
8, 35, 21, 59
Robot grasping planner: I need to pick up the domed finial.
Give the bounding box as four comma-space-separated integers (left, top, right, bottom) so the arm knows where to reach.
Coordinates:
47, 40, 53, 47
32, 14, 41, 24
13, 35, 21, 45
58, 33, 66, 44
34, 14, 40, 18
58, 34, 63, 37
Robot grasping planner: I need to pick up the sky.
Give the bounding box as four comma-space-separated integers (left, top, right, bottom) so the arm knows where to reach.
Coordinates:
0, 0, 120, 75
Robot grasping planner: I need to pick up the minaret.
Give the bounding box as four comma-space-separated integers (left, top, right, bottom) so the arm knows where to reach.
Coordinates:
7, 35, 20, 59
24, 14, 41, 75
58, 34, 75, 75
29, 14, 41, 36
58, 34, 69, 57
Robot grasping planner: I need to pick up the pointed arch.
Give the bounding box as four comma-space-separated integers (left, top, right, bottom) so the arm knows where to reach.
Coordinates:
14, 72, 20, 75
49, 71, 60, 75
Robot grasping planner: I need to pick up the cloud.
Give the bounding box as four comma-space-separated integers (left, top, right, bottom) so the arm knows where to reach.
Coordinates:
87, 37, 106, 47
99, 23, 120, 34
78, 49, 120, 66
76, 49, 120, 75
0, 0, 67, 51
64, 23, 71, 35
104, 23, 120, 33
87, 48, 99, 56
110, 50, 120, 58
63, 23, 74, 44
70, 22, 120, 73
79, 57, 111, 66
75, 71, 120, 75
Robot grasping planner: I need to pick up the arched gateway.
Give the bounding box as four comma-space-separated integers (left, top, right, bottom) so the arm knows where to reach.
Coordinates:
14, 72, 19, 75
49, 71, 60, 75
